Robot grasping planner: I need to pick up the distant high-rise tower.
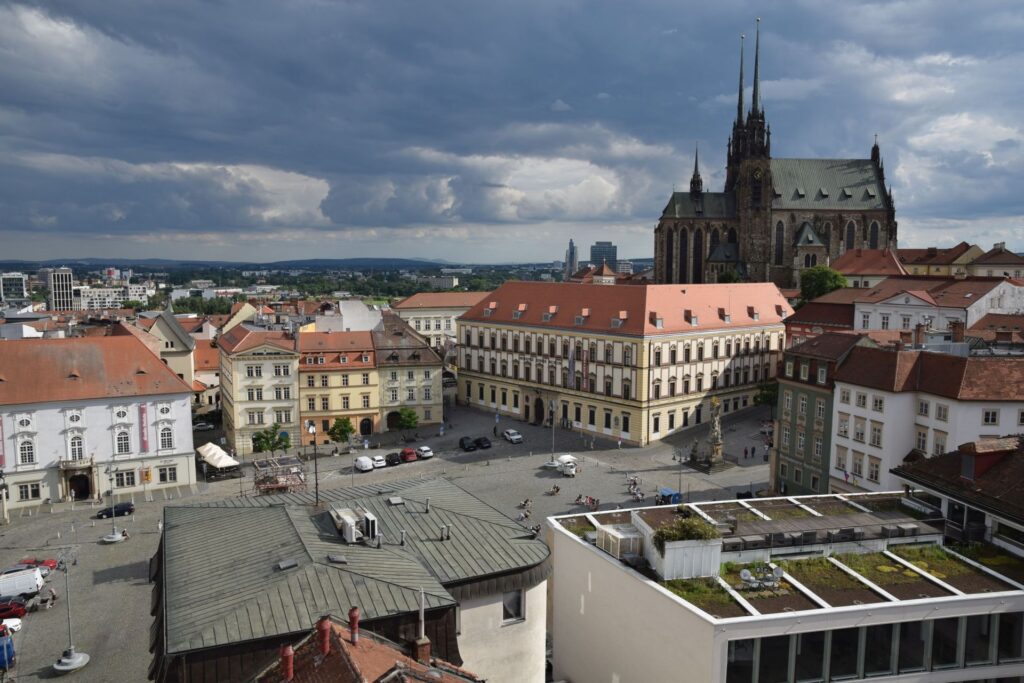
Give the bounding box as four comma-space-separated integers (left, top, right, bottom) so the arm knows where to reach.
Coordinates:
564, 239, 579, 280
0, 272, 29, 305
590, 241, 618, 271
47, 267, 75, 311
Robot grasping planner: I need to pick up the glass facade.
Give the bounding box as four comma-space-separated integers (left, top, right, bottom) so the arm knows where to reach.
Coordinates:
726, 614, 1024, 682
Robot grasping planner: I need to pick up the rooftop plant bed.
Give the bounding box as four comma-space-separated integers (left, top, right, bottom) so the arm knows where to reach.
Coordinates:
750, 501, 813, 520
664, 578, 747, 619
835, 551, 953, 600
804, 499, 860, 517
854, 496, 939, 521
950, 543, 1024, 586
698, 502, 761, 524
779, 557, 885, 607
891, 544, 1015, 594
720, 562, 819, 614
560, 518, 596, 539
652, 516, 719, 554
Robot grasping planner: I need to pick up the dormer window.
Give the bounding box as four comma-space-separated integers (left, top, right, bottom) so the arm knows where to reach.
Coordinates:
611, 318, 623, 328
574, 316, 586, 326
513, 311, 522, 320
542, 312, 554, 322
483, 309, 492, 317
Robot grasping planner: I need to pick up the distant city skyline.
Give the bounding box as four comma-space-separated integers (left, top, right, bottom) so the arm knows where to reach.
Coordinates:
2, 2, 1024, 262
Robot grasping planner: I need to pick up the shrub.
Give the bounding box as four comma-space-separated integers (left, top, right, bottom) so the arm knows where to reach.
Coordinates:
653, 517, 719, 554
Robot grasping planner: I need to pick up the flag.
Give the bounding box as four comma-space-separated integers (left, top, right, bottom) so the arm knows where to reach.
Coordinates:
568, 341, 576, 377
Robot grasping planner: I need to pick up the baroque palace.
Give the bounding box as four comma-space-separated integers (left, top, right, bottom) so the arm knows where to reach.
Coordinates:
654, 20, 898, 288
457, 281, 791, 446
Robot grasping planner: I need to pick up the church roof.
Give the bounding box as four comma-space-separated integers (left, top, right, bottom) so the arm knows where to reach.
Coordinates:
707, 243, 741, 263
662, 192, 736, 219
794, 222, 826, 248
770, 159, 887, 211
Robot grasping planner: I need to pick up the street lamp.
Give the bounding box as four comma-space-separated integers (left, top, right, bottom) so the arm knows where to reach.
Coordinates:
306, 421, 319, 506
101, 465, 124, 543
0, 469, 8, 525
52, 545, 89, 672
549, 400, 555, 460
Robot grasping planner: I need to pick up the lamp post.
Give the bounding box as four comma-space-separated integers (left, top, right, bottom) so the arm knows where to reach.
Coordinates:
306, 421, 319, 506
0, 470, 8, 525
52, 545, 89, 672
101, 465, 124, 543
549, 400, 555, 459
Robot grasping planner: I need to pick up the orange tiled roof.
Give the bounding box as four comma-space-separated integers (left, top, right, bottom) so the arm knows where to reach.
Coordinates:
393, 292, 491, 310
813, 276, 1010, 309
898, 242, 975, 266
460, 281, 792, 335
969, 313, 1024, 343
831, 248, 907, 276
217, 325, 295, 354
192, 342, 220, 371
0, 335, 192, 405
972, 245, 1024, 267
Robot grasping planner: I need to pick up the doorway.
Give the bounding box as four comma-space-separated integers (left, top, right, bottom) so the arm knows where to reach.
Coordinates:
386, 411, 401, 430
359, 418, 373, 436
68, 473, 91, 501
534, 398, 545, 425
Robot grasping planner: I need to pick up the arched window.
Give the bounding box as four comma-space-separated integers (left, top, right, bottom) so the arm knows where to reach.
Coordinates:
19, 440, 35, 464
70, 435, 84, 460
664, 228, 674, 283
693, 229, 704, 283
678, 228, 689, 283
116, 431, 130, 454
160, 427, 174, 450
804, 254, 812, 268
710, 228, 720, 252
774, 222, 785, 265
845, 222, 856, 251
811, 254, 817, 267
728, 227, 738, 244
869, 221, 880, 249
823, 222, 832, 248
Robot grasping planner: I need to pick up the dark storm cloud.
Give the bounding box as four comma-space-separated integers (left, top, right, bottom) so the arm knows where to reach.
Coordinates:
1, 0, 1023, 261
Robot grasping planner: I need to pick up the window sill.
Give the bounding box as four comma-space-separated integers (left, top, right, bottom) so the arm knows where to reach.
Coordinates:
501, 618, 526, 627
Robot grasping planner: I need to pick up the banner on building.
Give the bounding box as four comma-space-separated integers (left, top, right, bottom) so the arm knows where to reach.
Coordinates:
582, 349, 589, 392
139, 404, 149, 453
0, 418, 5, 468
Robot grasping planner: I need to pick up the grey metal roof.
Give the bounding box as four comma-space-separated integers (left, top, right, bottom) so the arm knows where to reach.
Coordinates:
156, 308, 197, 352
163, 478, 548, 655
794, 222, 826, 248
770, 158, 887, 211
661, 192, 736, 219
707, 243, 741, 263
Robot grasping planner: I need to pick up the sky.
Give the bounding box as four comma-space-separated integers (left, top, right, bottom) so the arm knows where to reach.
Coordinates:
2, 0, 1023, 264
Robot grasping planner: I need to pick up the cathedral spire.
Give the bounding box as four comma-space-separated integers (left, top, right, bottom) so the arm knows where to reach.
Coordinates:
690, 144, 703, 196
751, 18, 762, 115
736, 33, 745, 124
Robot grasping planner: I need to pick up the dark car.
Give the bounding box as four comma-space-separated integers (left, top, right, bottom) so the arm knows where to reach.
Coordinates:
474, 437, 492, 449
385, 452, 402, 466
0, 602, 26, 620
97, 502, 135, 519
400, 447, 418, 463
458, 437, 477, 452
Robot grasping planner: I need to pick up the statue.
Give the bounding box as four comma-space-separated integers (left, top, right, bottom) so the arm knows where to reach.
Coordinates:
708, 396, 724, 463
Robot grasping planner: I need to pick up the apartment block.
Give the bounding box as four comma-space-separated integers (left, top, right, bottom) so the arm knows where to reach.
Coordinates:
297, 331, 379, 442
373, 312, 444, 429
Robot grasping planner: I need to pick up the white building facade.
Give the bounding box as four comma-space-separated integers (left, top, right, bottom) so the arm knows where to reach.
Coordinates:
854, 280, 1024, 331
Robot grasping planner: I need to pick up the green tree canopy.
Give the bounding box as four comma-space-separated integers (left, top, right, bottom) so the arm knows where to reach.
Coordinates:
799, 266, 847, 302
327, 417, 355, 444
753, 379, 779, 420
252, 423, 290, 456
715, 269, 741, 283
395, 407, 419, 433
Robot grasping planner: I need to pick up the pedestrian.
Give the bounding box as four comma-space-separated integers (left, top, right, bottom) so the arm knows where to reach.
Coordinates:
617, 439, 622, 449
744, 447, 748, 459
493, 425, 497, 437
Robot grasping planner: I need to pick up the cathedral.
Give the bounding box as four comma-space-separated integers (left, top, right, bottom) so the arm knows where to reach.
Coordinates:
654, 21, 898, 288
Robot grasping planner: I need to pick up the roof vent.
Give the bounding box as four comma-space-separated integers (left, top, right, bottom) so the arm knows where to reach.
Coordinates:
68, 370, 81, 379
487, 301, 497, 309
796, 187, 806, 198
618, 310, 628, 320
388, 496, 405, 506
277, 559, 298, 571
842, 188, 853, 198
517, 303, 527, 311
819, 187, 829, 197
866, 188, 877, 198
327, 554, 348, 565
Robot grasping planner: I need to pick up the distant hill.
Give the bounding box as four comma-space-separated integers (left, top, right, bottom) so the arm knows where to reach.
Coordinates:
0, 257, 449, 271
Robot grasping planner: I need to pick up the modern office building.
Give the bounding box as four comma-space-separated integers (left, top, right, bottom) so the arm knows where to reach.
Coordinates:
45, 266, 75, 311
564, 239, 579, 280
457, 281, 791, 446
0, 272, 29, 305
590, 240, 618, 270
550, 490, 1024, 682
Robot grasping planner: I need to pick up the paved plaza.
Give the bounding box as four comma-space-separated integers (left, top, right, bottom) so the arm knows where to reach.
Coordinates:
0, 403, 769, 682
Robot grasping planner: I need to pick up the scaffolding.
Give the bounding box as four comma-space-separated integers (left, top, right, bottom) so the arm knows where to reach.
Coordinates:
252, 455, 307, 495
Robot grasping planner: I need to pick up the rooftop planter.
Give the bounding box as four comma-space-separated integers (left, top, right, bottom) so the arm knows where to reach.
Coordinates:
805, 499, 861, 517
561, 519, 596, 540
750, 501, 813, 520
720, 562, 818, 614
891, 544, 1015, 594
948, 543, 1024, 587
835, 551, 953, 600
779, 557, 884, 606
653, 517, 719, 554
698, 502, 761, 524
663, 578, 747, 619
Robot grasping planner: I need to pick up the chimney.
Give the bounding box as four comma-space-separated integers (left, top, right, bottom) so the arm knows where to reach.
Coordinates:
316, 615, 331, 656
400, 529, 407, 546
280, 645, 295, 682
348, 606, 360, 646
414, 587, 431, 664
425, 497, 430, 513
927, 247, 937, 256
913, 323, 926, 347
950, 320, 965, 343
995, 330, 1012, 344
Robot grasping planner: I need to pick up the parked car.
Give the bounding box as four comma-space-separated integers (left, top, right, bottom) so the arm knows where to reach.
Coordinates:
459, 437, 477, 452
371, 454, 387, 469
97, 502, 135, 519
400, 447, 419, 462
2, 564, 48, 579
193, 422, 215, 431
416, 446, 434, 459
502, 429, 523, 444
18, 557, 57, 571
1, 618, 21, 633
0, 569, 42, 600
385, 452, 402, 466
474, 437, 492, 449
354, 456, 375, 472
0, 602, 26, 620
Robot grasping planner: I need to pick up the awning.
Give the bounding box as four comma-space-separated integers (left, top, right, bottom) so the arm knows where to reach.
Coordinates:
555, 454, 578, 465
196, 442, 239, 469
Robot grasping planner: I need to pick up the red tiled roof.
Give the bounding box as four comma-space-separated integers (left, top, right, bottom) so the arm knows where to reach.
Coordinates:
813, 276, 1010, 309
217, 325, 296, 354
831, 248, 907, 276
784, 302, 855, 328
0, 335, 192, 405
969, 314, 1024, 343
898, 242, 975, 266
392, 292, 492, 310
192, 342, 220, 372
971, 245, 1024, 266
461, 281, 792, 335
786, 332, 868, 360
833, 346, 1024, 400
176, 317, 205, 333
298, 332, 376, 370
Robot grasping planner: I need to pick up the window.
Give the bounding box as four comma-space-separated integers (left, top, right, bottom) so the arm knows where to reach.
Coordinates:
798, 395, 807, 416
114, 471, 136, 488
362, 373, 370, 385
18, 440, 35, 464
320, 375, 328, 387
341, 374, 350, 387
321, 397, 330, 410
306, 375, 315, 387
852, 452, 863, 477
796, 431, 805, 453
116, 431, 131, 454
275, 387, 291, 400
785, 360, 793, 377
918, 400, 929, 417
780, 462, 788, 480
1020, 408, 1024, 426
114, 407, 128, 421
936, 404, 949, 422
835, 446, 847, 471
274, 364, 290, 376
424, 369, 431, 379
853, 418, 865, 442
158, 466, 178, 483
306, 397, 316, 410
159, 427, 174, 450
390, 371, 398, 381
901, 315, 911, 329
817, 367, 826, 384
407, 388, 416, 401
342, 396, 350, 409
18, 483, 41, 500
916, 427, 928, 451
933, 430, 947, 455
389, 390, 398, 402
246, 365, 262, 378
861, 313, 870, 329
810, 474, 820, 491
880, 314, 890, 330
652, 414, 660, 434
793, 468, 802, 484
781, 426, 790, 447
407, 370, 415, 381
361, 395, 370, 408
983, 409, 1000, 425
501, 590, 524, 623
813, 436, 822, 461
799, 363, 809, 381
784, 391, 792, 411
815, 399, 826, 420
839, 388, 850, 404
69, 435, 84, 460
837, 414, 849, 438
853, 393, 865, 409
275, 409, 291, 423
869, 422, 883, 448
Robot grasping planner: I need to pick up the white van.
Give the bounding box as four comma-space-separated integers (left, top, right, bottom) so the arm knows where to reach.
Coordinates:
0, 568, 43, 598
354, 456, 375, 472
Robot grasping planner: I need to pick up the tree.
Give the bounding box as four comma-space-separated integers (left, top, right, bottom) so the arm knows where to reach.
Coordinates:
395, 407, 419, 436
252, 423, 291, 456
753, 380, 779, 420
327, 417, 355, 445
716, 269, 741, 283
799, 266, 847, 302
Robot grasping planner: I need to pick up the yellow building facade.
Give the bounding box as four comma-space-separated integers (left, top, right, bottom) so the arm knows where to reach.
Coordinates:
297, 332, 380, 444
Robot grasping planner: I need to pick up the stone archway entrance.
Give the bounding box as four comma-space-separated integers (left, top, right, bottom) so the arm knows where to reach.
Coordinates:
386, 411, 401, 430
359, 418, 373, 436
534, 397, 546, 425
68, 473, 91, 501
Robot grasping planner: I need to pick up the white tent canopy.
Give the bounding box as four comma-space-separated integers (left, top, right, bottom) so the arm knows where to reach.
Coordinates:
555, 454, 578, 465
196, 442, 240, 469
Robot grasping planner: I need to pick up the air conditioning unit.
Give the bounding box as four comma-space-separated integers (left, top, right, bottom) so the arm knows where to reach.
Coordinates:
329, 505, 379, 544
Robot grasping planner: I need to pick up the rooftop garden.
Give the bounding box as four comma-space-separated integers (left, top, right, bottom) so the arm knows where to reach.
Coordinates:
855, 495, 940, 521
663, 578, 747, 619
652, 516, 719, 554
720, 562, 819, 614
891, 544, 1014, 594
561, 518, 596, 540
698, 502, 761, 524
778, 557, 885, 607
834, 551, 952, 600
750, 501, 814, 520
804, 499, 861, 517
950, 542, 1024, 586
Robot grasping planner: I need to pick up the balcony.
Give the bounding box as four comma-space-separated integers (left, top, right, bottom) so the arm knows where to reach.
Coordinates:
58, 456, 94, 470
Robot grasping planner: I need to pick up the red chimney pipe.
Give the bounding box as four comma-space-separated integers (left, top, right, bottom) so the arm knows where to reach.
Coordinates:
280, 645, 295, 682
316, 616, 331, 656
348, 606, 361, 646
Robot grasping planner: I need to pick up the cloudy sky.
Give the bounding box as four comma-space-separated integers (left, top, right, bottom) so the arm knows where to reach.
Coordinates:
2, 1, 1023, 263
